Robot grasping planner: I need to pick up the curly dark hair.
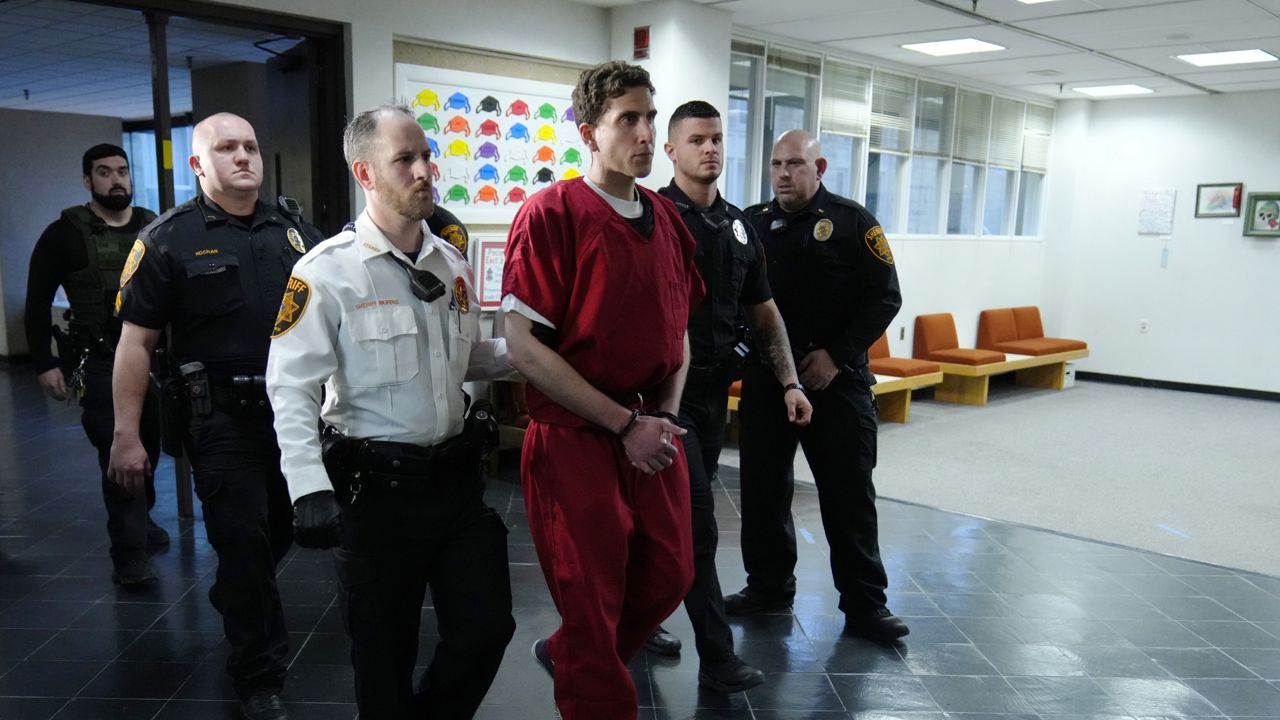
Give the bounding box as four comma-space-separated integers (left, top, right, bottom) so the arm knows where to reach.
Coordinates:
571, 61, 655, 128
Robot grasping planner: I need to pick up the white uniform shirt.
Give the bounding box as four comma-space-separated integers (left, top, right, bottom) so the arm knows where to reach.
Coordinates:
266, 209, 511, 502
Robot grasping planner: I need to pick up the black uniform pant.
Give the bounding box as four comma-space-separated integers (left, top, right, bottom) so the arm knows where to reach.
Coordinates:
80, 355, 161, 567
330, 454, 515, 719
676, 366, 737, 665
738, 361, 888, 614
187, 408, 293, 699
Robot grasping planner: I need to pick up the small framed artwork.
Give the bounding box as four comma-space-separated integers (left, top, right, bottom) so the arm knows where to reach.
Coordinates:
1244, 192, 1280, 237
1194, 182, 1242, 218
475, 237, 506, 310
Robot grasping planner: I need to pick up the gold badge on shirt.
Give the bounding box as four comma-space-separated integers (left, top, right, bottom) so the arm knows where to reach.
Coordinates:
287, 227, 307, 254
864, 225, 894, 265
452, 277, 470, 314
813, 218, 834, 242
440, 224, 468, 254
272, 275, 311, 338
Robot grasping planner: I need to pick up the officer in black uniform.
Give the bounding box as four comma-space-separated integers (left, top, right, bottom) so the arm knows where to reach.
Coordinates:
23, 144, 165, 586
650, 102, 812, 693
109, 113, 319, 720
727, 129, 908, 644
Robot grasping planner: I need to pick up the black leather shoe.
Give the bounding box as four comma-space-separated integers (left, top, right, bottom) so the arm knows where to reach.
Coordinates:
111, 559, 158, 586
844, 606, 910, 643
240, 691, 288, 720
723, 590, 793, 616
146, 519, 170, 552
698, 654, 766, 694
532, 638, 554, 678
644, 625, 682, 656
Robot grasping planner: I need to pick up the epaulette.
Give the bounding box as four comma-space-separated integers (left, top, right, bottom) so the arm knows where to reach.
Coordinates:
143, 201, 198, 241
826, 194, 864, 210
744, 202, 770, 217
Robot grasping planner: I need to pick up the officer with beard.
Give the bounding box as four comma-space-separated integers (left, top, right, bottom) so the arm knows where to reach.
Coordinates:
24, 144, 166, 586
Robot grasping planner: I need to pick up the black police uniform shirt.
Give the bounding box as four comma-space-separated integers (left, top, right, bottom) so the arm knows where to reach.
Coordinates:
24, 206, 156, 374
658, 181, 771, 368
744, 183, 902, 370
116, 194, 317, 377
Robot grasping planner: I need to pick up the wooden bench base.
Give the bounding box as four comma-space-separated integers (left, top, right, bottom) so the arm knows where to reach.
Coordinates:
872, 371, 944, 423
934, 349, 1089, 406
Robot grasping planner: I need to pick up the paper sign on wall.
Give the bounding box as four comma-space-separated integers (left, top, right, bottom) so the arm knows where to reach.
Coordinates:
1138, 189, 1176, 235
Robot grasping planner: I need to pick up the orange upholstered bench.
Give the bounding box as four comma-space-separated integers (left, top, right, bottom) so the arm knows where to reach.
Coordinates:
978, 306, 1087, 356
913, 312, 1088, 405
868, 334, 943, 423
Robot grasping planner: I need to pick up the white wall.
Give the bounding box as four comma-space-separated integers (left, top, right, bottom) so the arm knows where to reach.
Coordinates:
0, 108, 123, 356
1045, 91, 1280, 393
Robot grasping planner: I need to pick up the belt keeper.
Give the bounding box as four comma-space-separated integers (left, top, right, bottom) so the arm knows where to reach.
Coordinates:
617, 408, 641, 438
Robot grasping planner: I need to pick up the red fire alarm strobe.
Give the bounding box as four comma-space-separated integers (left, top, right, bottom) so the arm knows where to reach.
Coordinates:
634, 26, 650, 60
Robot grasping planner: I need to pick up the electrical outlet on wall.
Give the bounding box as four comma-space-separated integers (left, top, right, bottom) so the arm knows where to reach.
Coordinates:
1139, 319, 1149, 333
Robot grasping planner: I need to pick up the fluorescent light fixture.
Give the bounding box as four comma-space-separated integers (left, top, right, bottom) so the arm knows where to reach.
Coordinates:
1072, 84, 1154, 97
1016, 0, 1061, 4
1175, 49, 1277, 67
901, 38, 1006, 57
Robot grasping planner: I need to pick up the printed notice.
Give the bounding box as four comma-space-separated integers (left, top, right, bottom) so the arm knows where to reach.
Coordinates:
1138, 189, 1176, 235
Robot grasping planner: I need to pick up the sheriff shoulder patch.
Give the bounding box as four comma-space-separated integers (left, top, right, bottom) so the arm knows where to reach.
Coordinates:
440, 224, 468, 254
119, 238, 146, 288
864, 225, 894, 265
272, 275, 311, 338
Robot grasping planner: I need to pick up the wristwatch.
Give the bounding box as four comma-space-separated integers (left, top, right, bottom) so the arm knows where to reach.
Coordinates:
783, 382, 805, 394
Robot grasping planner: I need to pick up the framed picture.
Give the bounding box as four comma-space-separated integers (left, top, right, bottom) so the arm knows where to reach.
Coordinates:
1194, 182, 1242, 218
475, 237, 506, 310
1244, 192, 1280, 237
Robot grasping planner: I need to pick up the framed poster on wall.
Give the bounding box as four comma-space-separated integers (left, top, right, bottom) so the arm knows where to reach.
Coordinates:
1243, 192, 1280, 237
474, 236, 506, 311
1194, 182, 1242, 218
396, 63, 583, 225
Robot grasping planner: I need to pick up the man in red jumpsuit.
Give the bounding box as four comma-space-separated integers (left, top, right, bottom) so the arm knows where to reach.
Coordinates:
502, 60, 703, 720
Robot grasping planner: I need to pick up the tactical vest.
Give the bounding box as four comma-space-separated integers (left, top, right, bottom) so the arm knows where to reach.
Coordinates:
60, 205, 155, 345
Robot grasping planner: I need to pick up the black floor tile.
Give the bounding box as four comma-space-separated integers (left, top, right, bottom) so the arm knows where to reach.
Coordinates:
977, 643, 1087, 677
898, 643, 999, 676
952, 616, 1049, 645
78, 660, 195, 700
1182, 677, 1280, 716
1182, 620, 1280, 649
1221, 647, 1280, 680
0, 659, 104, 698
1065, 645, 1172, 679
1142, 647, 1259, 679
49, 697, 165, 719
828, 673, 940, 712
918, 675, 1035, 714
1092, 677, 1220, 716
0, 697, 67, 720
811, 639, 910, 674
1105, 619, 1211, 648
28, 629, 138, 662
743, 671, 844, 711
0, 627, 56, 660
1005, 676, 1128, 715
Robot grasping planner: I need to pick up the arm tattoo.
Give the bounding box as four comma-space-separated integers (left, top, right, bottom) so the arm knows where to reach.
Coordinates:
754, 315, 797, 383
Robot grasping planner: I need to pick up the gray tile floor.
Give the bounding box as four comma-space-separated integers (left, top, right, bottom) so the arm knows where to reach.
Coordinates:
2, 369, 1279, 719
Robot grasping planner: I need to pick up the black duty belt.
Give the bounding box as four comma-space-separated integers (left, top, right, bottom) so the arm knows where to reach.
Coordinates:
328, 432, 470, 478
209, 374, 269, 411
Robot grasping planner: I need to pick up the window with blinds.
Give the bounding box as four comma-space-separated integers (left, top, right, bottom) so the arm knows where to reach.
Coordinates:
820, 59, 871, 138
913, 81, 954, 156
989, 97, 1025, 169
870, 69, 915, 153
1022, 104, 1054, 172
954, 89, 992, 163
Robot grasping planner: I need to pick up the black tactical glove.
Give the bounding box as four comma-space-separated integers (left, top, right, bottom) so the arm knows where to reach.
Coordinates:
293, 490, 342, 549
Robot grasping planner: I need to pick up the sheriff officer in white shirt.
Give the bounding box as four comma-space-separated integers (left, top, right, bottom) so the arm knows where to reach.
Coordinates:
266, 103, 515, 719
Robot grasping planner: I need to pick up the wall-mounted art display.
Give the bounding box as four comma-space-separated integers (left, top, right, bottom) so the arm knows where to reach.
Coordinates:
1243, 192, 1280, 237
396, 63, 583, 224
1137, 189, 1176, 235
1194, 182, 1242, 218
474, 236, 506, 311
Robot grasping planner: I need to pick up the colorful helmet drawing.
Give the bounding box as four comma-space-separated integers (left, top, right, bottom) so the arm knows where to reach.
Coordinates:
475, 185, 500, 205
562, 168, 581, 179
534, 167, 556, 184
533, 145, 556, 163
477, 119, 501, 138
412, 88, 440, 110
478, 95, 502, 114
560, 147, 582, 166
536, 125, 558, 143
444, 184, 470, 204
505, 123, 530, 142
535, 102, 557, 120
504, 187, 528, 205
504, 165, 529, 184
432, 184, 441, 204
507, 99, 530, 119
561, 107, 576, 123
444, 92, 471, 112
416, 112, 440, 133
445, 139, 471, 159
477, 142, 501, 161
474, 163, 500, 182
427, 137, 440, 158
444, 115, 472, 136
431, 161, 440, 181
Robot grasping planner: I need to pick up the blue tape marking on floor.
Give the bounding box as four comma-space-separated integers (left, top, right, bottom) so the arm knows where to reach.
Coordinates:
1159, 523, 1192, 539
799, 528, 816, 545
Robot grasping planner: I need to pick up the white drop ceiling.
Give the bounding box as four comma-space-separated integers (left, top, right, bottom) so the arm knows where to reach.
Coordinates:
0, 0, 301, 119
577, 0, 1280, 99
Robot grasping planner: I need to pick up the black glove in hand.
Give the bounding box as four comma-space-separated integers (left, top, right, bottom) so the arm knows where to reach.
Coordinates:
293, 490, 342, 549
